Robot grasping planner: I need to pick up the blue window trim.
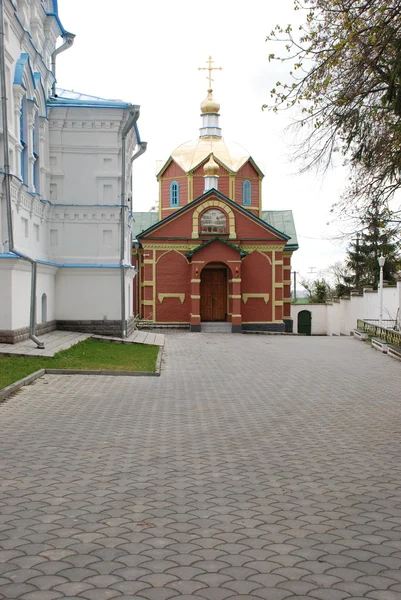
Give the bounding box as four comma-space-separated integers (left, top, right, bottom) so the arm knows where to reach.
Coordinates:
33, 112, 40, 193
170, 181, 180, 207
20, 97, 28, 184
242, 180, 251, 206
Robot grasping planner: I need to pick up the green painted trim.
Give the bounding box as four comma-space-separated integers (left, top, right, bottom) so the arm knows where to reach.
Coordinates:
185, 236, 249, 258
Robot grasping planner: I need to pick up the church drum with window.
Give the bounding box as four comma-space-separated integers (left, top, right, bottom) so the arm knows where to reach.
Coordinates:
133, 82, 298, 332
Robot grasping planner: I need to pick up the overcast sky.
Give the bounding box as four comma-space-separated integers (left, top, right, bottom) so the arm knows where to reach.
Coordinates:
57, 0, 349, 280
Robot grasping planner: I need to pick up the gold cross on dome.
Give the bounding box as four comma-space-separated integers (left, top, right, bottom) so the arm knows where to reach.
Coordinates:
198, 56, 222, 89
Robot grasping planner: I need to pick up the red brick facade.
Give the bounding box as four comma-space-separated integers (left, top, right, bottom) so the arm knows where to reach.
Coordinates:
158, 157, 262, 219
137, 189, 294, 332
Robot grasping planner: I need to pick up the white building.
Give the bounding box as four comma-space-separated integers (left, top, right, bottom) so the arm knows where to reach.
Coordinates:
0, 0, 145, 345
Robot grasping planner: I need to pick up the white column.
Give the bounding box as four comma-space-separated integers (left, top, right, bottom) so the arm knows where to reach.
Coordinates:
378, 256, 385, 328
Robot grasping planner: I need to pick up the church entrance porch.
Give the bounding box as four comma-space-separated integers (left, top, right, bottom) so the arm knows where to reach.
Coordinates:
200, 267, 227, 322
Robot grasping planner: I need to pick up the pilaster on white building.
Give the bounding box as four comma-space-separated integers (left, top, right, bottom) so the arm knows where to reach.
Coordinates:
0, 0, 146, 344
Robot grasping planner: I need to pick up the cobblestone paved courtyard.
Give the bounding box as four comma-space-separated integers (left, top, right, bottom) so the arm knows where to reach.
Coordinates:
1, 334, 401, 599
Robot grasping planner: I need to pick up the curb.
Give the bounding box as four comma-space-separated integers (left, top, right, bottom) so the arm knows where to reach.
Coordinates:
0, 348, 164, 402
0, 369, 46, 403
155, 345, 163, 374
45, 369, 159, 377
242, 331, 300, 336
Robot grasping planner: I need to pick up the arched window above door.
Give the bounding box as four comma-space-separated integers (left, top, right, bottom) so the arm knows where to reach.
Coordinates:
200, 209, 227, 234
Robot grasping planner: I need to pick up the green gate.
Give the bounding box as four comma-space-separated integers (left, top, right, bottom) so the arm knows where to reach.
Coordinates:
298, 310, 312, 336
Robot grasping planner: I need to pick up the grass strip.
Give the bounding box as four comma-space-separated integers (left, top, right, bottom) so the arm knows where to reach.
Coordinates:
0, 338, 159, 390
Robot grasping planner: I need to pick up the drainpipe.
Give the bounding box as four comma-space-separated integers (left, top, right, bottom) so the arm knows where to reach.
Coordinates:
0, 0, 12, 250
51, 32, 75, 96
0, 0, 44, 348
131, 143, 147, 324
120, 108, 147, 339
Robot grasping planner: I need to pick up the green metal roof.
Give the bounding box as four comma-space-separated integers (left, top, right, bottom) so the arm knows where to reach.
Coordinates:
262, 210, 298, 249
132, 212, 159, 239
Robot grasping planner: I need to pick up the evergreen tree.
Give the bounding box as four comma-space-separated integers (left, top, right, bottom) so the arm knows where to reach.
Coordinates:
344, 205, 400, 289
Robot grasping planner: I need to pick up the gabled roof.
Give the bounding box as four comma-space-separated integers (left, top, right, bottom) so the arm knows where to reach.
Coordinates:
186, 237, 249, 258
137, 188, 290, 243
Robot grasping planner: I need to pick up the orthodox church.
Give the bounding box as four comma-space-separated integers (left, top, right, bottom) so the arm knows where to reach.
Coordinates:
133, 62, 298, 332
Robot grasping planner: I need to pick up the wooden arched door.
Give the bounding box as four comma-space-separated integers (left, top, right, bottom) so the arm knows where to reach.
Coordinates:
200, 268, 227, 322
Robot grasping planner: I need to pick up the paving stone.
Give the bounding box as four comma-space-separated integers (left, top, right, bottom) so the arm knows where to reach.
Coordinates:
251, 589, 293, 600
168, 580, 208, 594
79, 590, 122, 600
1, 335, 401, 600
0, 583, 38, 598
137, 590, 179, 600
53, 581, 94, 595
19, 592, 63, 600
194, 588, 233, 600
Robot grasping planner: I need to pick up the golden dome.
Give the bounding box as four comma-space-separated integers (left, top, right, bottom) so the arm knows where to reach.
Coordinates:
169, 136, 252, 174
200, 88, 220, 114
203, 154, 219, 176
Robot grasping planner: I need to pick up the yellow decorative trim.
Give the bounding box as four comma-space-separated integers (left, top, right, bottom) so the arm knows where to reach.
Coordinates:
244, 249, 272, 264
192, 199, 236, 239
142, 243, 197, 251
191, 294, 201, 299
191, 278, 201, 283
188, 173, 193, 202
227, 260, 241, 263
229, 278, 241, 283
144, 260, 153, 264
158, 293, 186, 304
274, 283, 283, 288
275, 301, 284, 306
156, 249, 189, 264
272, 250, 275, 309
141, 281, 154, 287
258, 176, 262, 218
242, 293, 270, 304
191, 314, 201, 318
274, 260, 284, 266
229, 295, 241, 299
152, 252, 156, 320
283, 279, 291, 285
232, 314, 242, 318
191, 260, 205, 264
284, 298, 292, 303
143, 300, 153, 306
283, 265, 291, 270
229, 174, 235, 201
241, 244, 285, 252
158, 179, 162, 220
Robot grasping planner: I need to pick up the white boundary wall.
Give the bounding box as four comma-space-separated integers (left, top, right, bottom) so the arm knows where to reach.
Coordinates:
291, 278, 401, 335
